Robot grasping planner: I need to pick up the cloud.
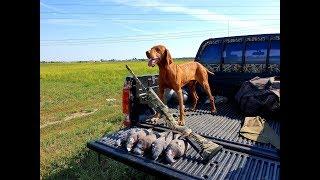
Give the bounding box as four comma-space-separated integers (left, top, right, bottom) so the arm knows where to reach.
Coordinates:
40, 1, 97, 27
111, 21, 148, 33
40, 1, 65, 13
111, 0, 279, 33
41, 19, 98, 27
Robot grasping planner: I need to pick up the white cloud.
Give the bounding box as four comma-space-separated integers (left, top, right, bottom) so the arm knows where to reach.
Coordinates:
111, 21, 148, 33
41, 1, 97, 27
41, 19, 98, 27
40, 1, 65, 13
111, 0, 279, 33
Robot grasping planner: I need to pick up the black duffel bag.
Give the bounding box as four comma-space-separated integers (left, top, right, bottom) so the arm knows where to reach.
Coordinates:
235, 76, 280, 116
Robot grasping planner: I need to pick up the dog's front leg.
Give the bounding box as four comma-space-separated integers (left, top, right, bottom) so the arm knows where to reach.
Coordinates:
177, 88, 186, 126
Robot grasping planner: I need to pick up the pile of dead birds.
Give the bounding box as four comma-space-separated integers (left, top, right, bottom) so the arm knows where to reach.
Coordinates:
115, 128, 189, 163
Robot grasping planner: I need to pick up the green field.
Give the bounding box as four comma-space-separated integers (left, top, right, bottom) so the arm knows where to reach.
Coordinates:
40, 60, 190, 179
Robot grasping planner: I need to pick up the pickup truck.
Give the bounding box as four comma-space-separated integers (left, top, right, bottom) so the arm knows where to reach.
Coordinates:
87, 33, 280, 179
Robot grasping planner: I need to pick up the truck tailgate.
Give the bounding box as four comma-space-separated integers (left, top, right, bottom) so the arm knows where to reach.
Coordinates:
87, 127, 280, 180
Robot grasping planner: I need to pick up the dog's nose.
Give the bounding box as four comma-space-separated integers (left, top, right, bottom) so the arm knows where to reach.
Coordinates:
146, 51, 150, 56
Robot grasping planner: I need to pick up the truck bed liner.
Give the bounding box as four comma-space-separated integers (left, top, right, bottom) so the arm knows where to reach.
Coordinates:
141, 102, 280, 160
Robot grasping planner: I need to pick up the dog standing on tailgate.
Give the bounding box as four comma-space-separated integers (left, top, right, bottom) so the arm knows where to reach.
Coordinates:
146, 45, 217, 126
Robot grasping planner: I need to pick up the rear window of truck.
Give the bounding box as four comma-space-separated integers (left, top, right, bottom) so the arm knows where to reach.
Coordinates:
269, 40, 280, 64
198, 43, 222, 64
245, 41, 268, 64
223, 42, 243, 64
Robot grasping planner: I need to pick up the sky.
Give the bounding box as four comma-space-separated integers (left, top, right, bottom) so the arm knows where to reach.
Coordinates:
40, 0, 280, 61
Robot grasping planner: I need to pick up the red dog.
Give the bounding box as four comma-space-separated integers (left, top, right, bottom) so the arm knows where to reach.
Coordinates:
146, 45, 217, 126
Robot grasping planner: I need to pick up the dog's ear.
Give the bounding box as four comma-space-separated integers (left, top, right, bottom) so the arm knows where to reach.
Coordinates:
164, 49, 172, 65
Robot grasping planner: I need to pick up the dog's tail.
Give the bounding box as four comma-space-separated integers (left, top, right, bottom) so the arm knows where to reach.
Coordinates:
206, 68, 215, 75
196, 61, 215, 75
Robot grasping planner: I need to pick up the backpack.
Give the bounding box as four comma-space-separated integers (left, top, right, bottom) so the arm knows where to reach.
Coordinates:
235, 76, 280, 116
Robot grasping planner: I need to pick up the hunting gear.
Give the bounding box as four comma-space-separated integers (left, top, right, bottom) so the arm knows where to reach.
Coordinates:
240, 116, 280, 150
236, 76, 280, 150
235, 76, 280, 116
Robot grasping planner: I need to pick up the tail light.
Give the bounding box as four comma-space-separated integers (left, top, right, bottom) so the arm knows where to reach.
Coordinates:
122, 81, 131, 127
122, 85, 130, 114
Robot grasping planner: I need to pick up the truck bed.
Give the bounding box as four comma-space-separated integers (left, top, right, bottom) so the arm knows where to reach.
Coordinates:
144, 102, 280, 160
87, 101, 280, 179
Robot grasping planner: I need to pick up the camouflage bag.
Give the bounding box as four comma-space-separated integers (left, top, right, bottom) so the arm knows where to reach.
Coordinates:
235, 76, 280, 116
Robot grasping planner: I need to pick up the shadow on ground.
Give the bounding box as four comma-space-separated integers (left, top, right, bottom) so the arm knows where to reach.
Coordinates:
45, 148, 160, 180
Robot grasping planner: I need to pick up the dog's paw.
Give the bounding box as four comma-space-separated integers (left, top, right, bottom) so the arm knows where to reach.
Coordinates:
150, 117, 160, 124
177, 120, 185, 126
211, 109, 217, 115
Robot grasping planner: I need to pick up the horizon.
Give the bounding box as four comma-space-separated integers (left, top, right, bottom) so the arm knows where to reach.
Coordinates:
40, 0, 280, 61
40, 56, 195, 62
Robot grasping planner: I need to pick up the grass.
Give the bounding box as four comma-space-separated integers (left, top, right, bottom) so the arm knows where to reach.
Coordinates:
40, 59, 191, 179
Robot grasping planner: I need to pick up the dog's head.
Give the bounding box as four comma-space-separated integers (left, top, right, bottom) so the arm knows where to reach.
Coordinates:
146, 45, 172, 67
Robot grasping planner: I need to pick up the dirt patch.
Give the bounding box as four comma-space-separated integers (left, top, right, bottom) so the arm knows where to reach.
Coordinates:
40, 109, 98, 129
106, 98, 116, 102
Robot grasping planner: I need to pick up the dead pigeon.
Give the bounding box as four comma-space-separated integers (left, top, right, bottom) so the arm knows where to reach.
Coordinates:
125, 128, 151, 152
165, 133, 188, 164
133, 132, 159, 155
151, 131, 173, 160
115, 128, 141, 147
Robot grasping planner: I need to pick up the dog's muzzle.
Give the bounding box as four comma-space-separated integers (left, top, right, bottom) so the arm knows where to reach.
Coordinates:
148, 57, 159, 67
